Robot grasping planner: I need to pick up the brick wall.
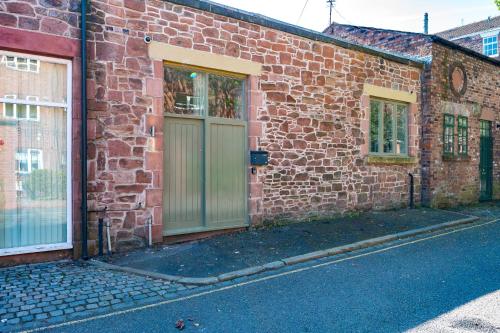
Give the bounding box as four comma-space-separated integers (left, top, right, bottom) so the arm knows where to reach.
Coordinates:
424, 43, 500, 206
452, 33, 500, 61
325, 24, 500, 207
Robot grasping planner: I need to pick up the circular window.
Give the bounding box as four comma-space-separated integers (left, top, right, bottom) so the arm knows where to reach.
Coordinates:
449, 62, 467, 96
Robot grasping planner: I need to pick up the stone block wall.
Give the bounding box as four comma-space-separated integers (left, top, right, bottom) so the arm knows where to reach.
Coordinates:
84, 0, 422, 249
0, 0, 80, 38
0, 0, 82, 257
424, 43, 500, 206
1, 0, 423, 254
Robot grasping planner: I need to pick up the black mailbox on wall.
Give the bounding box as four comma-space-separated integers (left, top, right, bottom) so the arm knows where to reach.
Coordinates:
250, 150, 269, 166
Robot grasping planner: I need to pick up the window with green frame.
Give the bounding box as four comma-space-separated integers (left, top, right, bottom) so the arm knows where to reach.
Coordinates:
443, 114, 455, 155
457, 116, 468, 155
369, 99, 408, 155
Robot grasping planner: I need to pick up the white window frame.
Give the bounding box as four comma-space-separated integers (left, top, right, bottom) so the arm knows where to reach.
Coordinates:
2, 55, 40, 73
481, 31, 499, 57
15, 148, 43, 174
2, 95, 40, 121
2, 94, 17, 119
0, 50, 73, 256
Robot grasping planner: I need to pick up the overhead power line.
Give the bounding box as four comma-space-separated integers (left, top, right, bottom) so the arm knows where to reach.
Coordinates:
296, 0, 310, 25
333, 7, 353, 25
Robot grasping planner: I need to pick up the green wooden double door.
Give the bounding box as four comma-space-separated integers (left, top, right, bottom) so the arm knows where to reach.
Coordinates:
163, 116, 248, 235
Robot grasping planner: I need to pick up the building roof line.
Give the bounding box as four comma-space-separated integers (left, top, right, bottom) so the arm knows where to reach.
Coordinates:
436, 15, 500, 39
449, 27, 500, 41
324, 22, 500, 67
165, 0, 424, 68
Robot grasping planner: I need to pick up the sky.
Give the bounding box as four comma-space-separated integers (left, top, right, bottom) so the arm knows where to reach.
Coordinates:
210, 0, 499, 34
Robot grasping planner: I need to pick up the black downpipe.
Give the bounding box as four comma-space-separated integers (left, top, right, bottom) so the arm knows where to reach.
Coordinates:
80, 0, 88, 259
98, 218, 103, 256
408, 173, 415, 209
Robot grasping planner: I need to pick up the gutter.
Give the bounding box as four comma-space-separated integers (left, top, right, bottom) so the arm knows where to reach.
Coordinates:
80, 0, 89, 259
165, 0, 424, 68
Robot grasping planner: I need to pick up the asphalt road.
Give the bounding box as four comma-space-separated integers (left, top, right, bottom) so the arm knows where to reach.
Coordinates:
39, 220, 500, 333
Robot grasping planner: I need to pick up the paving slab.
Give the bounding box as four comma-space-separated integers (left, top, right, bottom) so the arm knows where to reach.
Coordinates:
100, 207, 481, 278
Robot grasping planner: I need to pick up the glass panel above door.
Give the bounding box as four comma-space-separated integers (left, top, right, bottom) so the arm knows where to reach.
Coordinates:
208, 74, 245, 119
164, 66, 206, 116
163, 63, 246, 119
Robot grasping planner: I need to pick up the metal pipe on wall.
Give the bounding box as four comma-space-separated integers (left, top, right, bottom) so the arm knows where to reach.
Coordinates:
80, 0, 89, 259
409, 173, 415, 209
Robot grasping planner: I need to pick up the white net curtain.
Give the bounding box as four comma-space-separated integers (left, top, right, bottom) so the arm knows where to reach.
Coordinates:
0, 52, 69, 250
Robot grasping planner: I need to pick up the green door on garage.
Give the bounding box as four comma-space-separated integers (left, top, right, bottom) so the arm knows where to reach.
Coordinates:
162, 64, 248, 236
479, 120, 493, 201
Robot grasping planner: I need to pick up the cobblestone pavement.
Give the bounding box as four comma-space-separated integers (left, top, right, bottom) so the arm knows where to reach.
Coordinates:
0, 260, 195, 332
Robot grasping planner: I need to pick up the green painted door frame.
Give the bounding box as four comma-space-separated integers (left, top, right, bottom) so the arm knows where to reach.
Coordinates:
163, 114, 248, 236
479, 120, 493, 201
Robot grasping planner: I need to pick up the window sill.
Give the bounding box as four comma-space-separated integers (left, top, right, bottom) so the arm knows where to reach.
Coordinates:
366, 155, 417, 165
442, 154, 471, 162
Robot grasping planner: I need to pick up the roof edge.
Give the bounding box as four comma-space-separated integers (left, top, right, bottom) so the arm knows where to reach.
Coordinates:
431, 35, 500, 67
323, 22, 429, 37
164, 0, 424, 68
435, 15, 500, 39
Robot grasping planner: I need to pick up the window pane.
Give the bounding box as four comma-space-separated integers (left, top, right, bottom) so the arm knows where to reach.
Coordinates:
164, 66, 205, 115
208, 74, 245, 119
483, 36, 498, 56
4, 103, 15, 117
383, 103, 394, 153
1, 83, 68, 248
457, 116, 468, 156
29, 59, 39, 72
30, 150, 41, 171
370, 101, 380, 153
396, 104, 408, 155
17, 104, 27, 119
0, 53, 68, 103
16, 150, 29, 173
29, 106, 38, 120
443, 115, 454, 154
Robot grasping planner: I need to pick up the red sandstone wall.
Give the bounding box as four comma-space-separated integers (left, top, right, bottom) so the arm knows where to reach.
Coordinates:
84, 0, 422, 249
0, 0, 82, 258
2, 0, 423, 253
425, 43, 500, 206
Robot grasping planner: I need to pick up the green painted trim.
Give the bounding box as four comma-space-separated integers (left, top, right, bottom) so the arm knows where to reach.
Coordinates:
366, 155, 417, 165
457, 115, 468, 156
443, 113, 455, 156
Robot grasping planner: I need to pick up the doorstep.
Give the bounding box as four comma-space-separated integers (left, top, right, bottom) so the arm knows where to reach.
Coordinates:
91, 207, 481, 286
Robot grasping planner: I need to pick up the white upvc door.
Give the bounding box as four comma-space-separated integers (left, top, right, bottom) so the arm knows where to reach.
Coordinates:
0, 50, 72, 256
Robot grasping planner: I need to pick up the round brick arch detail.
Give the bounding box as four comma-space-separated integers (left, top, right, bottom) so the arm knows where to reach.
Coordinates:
448, 62, 468, 97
